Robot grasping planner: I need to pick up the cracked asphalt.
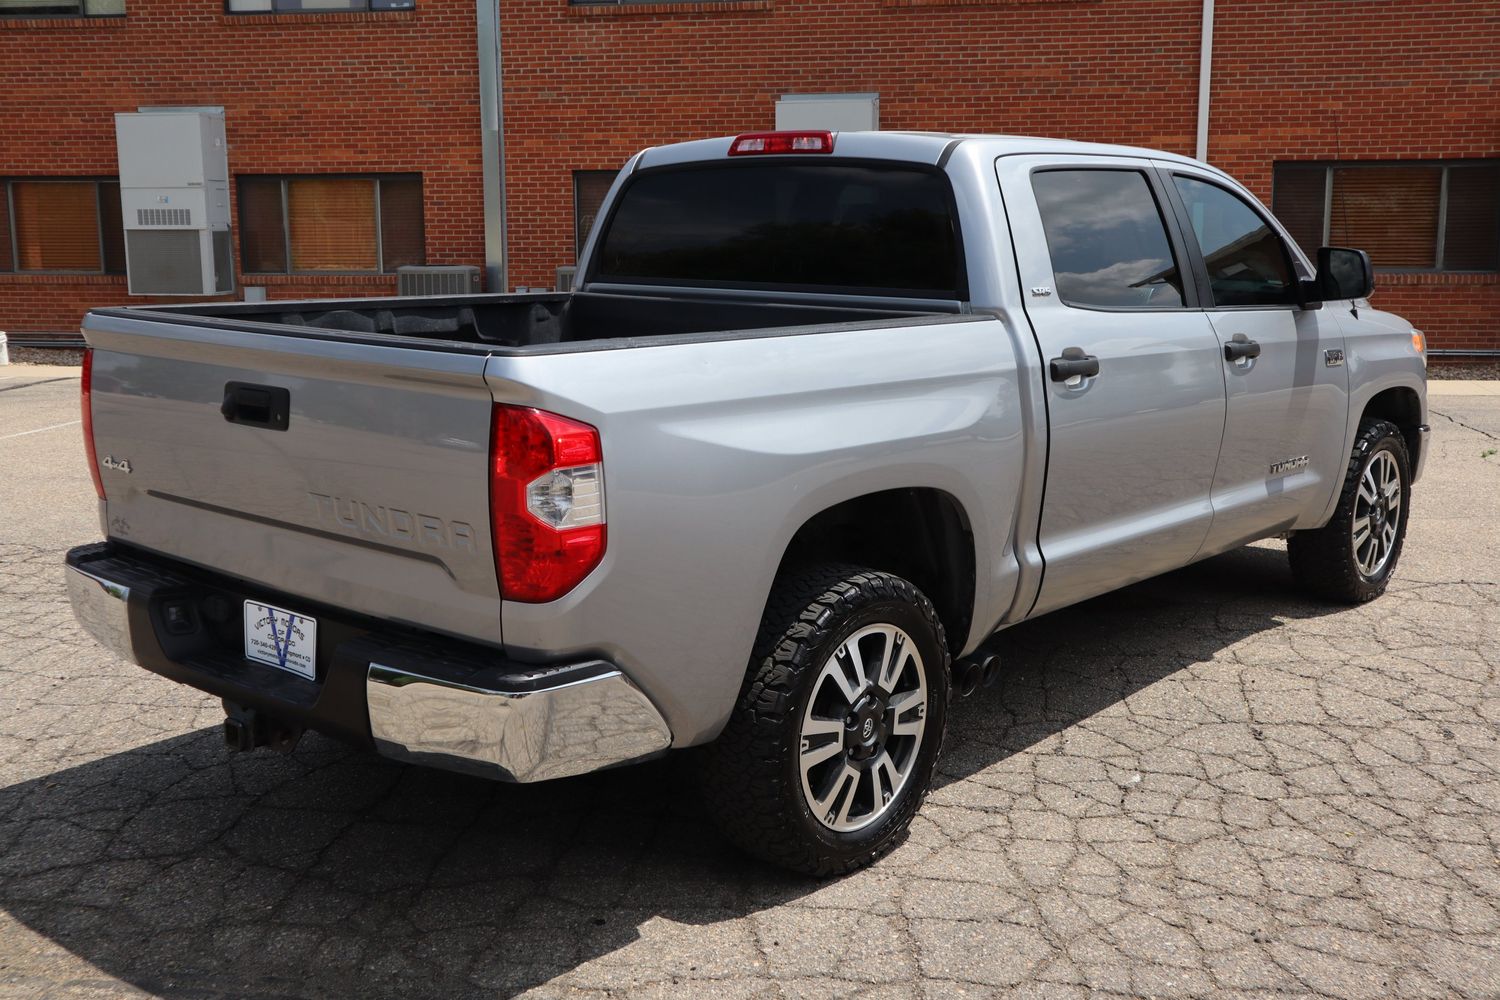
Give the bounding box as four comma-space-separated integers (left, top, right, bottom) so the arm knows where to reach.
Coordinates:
2, 367, 1499, 1000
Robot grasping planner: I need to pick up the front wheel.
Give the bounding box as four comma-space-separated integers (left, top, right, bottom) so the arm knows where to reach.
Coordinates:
698, 565, 950, 876
1288, 418, 1412, 603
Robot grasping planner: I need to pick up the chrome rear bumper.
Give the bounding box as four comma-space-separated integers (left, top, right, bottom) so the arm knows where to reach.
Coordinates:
367, 661, 671, 782
64, 543, 671, 783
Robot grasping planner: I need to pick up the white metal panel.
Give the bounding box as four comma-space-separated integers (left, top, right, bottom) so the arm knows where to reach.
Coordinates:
775, 93, 879, 132
115, 112, 227, 190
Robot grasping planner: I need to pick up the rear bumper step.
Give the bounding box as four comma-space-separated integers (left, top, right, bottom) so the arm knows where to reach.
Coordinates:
64, 542, 671, 782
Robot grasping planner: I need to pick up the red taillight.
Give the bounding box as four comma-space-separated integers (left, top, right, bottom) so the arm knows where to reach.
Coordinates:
81, 348, 105, 501
490, 405, 606, 603
729, 131, 836, 156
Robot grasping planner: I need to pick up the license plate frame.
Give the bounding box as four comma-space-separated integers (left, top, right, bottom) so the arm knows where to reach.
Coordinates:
242, 600, 317, 680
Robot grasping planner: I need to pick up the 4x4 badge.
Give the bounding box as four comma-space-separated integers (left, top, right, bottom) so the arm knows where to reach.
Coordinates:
101, 455, 131, 474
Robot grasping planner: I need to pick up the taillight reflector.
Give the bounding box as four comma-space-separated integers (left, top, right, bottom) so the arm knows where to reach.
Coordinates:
490, 405, 606, 603
81, 348, 105, 501
729, 131, 836, 156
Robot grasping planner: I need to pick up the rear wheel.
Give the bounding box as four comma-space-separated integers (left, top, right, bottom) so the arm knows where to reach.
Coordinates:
1288, 418, 1411, 603
699, 565, 950, 876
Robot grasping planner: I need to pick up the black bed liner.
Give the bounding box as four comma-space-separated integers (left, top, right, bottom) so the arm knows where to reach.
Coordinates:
89, 288, 971, 356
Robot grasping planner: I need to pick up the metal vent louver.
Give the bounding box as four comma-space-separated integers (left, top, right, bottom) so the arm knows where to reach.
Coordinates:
136, 208, 193, 227
397, 265, 482, 296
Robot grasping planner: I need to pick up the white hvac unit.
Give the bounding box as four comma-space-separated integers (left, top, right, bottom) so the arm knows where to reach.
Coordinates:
115, 111, 234, 296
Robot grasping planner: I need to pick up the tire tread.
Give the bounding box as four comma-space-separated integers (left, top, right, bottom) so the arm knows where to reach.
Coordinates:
698, 564, 950, 876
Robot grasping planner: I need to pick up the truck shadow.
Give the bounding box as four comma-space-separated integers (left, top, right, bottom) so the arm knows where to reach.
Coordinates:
0, 542, 1343, 999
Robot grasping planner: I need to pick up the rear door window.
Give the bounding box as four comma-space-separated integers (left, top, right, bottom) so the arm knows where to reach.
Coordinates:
1031, 168, 1186, 310
593, 163, 964, 299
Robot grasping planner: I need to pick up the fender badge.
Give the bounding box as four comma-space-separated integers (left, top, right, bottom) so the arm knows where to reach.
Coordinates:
1030, 286, 1053, 297
1324, 349, 1345, 367
1270, 455, 1309, 476
101, 455, 132, 474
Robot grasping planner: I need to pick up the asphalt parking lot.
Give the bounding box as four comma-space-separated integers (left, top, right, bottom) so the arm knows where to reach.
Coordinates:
2, 364, 1498, 1000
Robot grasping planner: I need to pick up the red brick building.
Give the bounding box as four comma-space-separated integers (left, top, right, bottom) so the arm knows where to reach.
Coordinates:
2, 0, 1496, 351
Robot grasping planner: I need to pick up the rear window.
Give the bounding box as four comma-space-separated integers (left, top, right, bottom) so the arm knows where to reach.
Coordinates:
592, 162, 964, 299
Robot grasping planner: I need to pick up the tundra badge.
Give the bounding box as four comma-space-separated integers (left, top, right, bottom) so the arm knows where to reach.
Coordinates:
1270, 455, 1309, 476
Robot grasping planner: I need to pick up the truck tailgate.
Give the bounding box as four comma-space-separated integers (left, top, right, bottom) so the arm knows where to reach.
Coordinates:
82, 312, 501, 645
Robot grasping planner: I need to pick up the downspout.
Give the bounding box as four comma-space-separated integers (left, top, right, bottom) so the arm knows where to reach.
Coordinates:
477, 0, 507, 292
1195, 0, 1215, 162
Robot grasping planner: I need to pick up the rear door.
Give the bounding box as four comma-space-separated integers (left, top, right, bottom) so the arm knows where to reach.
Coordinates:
83, 311, 502, 645
997, 155, 1227, 617
1160, 167, 1350, 552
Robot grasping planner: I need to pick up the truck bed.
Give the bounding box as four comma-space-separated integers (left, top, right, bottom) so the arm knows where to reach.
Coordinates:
91, 289, 955, 354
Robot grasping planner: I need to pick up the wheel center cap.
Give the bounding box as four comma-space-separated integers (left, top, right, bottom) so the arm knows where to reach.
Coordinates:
846, 691, 888, 760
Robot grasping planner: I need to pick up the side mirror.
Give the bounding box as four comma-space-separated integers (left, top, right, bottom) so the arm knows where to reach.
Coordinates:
1302, 246, 1374, 305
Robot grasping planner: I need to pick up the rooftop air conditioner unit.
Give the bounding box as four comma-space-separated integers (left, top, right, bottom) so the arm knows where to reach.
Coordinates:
397, 265, 482, 297
115, 111, 233, 296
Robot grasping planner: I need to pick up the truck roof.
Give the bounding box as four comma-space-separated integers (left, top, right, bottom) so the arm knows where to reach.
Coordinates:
635, 130, 1210, 172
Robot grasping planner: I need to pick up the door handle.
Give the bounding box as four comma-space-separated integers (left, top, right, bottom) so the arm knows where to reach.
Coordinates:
1049, 347, 1100, 382
1224, 335, 1261, 362
221, 382, 290, 431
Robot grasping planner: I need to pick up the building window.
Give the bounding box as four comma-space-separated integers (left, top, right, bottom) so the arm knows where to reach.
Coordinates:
0, 0, 124, 16
573, 170, 616, 259
0, 179, 125, 274
238, 175, 424, 274
1274, 161, 1500, 273
225, 0, 412, 12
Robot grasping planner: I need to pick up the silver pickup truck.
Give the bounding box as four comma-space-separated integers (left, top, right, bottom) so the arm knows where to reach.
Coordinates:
66, 131, 1429, 875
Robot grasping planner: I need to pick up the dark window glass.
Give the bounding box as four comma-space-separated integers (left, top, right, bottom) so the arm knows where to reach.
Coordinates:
1173, 175, 1296, 307
11, 180, 101, 271
289, 177, 377, 271
225, 0, 411, 12
0, 190, 11, 272
239, 177, 287, 273
595, 163, 963, 298
1443, 164, 1500, 272
1271, 166, 1325, 260
1270, 160, 1498, 273
573, 170, 616, 259
238, 174, 422, 274
0, 179, 121, 273
0, 0, 124, 16
1332, 166, 1441, 269
1031, 169, 1184, 310
98, 181, 126, 274
378, 175, 425, 270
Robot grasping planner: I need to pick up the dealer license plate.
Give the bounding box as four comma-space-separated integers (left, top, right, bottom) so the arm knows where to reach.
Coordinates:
243, 600, 317, 680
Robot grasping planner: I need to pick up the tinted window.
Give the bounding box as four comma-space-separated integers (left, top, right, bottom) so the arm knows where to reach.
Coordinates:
1173, 176, 1296, 306
1031, 169, 1185, 310
594, 163, 962, 298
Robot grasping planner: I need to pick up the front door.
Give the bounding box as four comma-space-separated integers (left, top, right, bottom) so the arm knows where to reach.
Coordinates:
997, 156, 1228, 617
1162, 169, 1351, 554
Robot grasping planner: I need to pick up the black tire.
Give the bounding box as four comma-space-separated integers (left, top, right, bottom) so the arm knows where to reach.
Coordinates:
1288, 418, 1412, 604
698, 565, 951, 876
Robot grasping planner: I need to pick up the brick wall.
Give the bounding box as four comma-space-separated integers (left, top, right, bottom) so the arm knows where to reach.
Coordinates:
0, 0, 483, 334
1208, 0, 1499, 351
500, 0, 1498, 351
3, 0, 1496, 351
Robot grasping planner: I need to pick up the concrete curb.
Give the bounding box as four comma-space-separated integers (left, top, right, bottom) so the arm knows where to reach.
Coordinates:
1428, 380, 1500, 396
0, 363, 82, 381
